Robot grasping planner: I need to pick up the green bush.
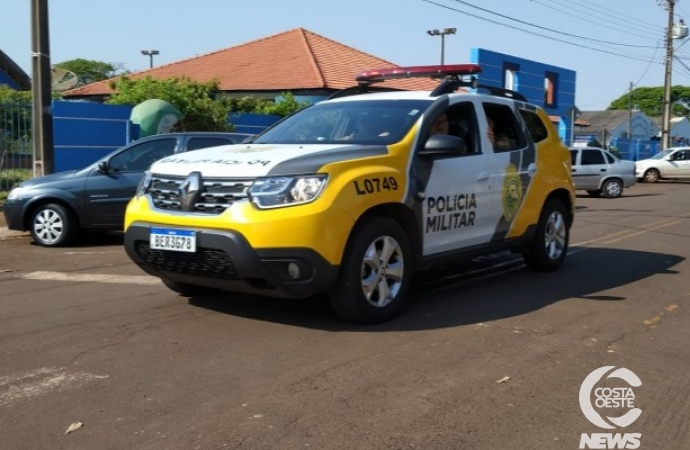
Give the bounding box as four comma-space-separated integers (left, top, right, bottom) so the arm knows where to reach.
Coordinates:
0, 168, 32, 196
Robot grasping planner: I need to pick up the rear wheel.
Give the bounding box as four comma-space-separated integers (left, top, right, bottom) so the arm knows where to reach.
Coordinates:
643, 169, 660, 183
523, 199, 569, 272
602, 179, 624, 198
30, 203, 78, 247
329, 217, 413, 324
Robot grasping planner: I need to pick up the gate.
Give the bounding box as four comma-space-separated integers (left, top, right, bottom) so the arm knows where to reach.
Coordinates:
0, 100, 32, 192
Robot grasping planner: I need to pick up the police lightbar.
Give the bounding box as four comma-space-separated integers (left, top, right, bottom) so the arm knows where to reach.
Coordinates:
356, 64, 482, 82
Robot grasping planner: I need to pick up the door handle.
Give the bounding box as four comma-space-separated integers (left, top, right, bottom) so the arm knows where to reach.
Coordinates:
600, 169, 607, 172
478, 171, 489, 181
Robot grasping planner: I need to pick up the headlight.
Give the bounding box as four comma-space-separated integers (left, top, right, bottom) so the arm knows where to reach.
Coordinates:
248, 174, 328, 209
6, 188, 21, 200
136, 171, 153, 198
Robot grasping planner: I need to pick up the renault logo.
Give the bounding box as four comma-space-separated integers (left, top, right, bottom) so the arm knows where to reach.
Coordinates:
179, 171, 202, 211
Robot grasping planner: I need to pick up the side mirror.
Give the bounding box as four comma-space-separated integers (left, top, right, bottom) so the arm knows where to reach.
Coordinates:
418, 134, 468, 158
97, 161, 109, 174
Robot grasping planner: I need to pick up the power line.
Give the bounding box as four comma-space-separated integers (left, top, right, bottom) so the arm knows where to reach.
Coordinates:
530, 0, 660, 40
420, 0, 663, 62
442, 0, 658, 47
576, 0, 665, 33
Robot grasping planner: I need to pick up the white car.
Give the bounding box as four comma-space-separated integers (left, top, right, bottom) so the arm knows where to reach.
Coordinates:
570, 147, 636, 198
636, 147, 690, 182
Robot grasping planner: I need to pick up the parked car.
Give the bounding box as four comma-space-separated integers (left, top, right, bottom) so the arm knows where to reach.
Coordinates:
569, 146, 636, 198
635, 147, 690, 182
3, 132, 252, 247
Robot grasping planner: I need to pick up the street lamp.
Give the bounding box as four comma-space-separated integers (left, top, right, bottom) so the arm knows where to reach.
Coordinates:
141, 49, 159, 69
427, 28, 456, 65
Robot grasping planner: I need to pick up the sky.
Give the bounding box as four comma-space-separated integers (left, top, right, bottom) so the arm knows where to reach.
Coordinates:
2, 0, 689, 110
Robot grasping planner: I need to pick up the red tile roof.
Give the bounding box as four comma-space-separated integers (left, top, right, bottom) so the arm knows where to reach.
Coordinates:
65, 28, 441, 97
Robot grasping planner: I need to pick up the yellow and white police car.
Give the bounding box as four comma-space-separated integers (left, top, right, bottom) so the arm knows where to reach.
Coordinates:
124, 64, 576, 323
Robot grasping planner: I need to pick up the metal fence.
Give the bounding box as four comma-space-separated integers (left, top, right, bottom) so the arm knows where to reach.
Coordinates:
609, 138, 662, 161
0, 100, 33, 192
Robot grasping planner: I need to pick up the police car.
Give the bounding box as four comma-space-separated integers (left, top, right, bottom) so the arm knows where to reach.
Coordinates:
123, 64, 576, 323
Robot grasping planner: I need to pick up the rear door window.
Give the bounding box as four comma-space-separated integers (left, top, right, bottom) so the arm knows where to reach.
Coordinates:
581, 149, 606, 165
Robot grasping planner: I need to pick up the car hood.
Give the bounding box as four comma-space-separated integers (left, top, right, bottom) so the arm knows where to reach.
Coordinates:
150, 143, 389, 178
635, 158, 658, 165
17, 170, 81, 188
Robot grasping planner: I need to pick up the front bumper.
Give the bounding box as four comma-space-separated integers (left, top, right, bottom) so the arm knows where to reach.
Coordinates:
2, 198, 28, 231
124, 222, 339, 298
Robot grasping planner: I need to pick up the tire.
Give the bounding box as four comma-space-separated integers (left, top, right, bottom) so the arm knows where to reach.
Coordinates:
602, 179, 624, 198
162, 279, 214, 297
643, 169, 660, 183
329, 217, 413, 324
523, 199, 569, 272
30, 203, 78, 247
586, 189, 602, 198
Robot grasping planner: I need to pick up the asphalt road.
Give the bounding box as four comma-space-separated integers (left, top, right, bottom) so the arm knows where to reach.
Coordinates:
1, 181, 689, 450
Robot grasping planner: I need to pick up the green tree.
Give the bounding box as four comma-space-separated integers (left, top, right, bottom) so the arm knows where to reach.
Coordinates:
0, 85, 32, 103
107, 75, 312, 131
608, 85, 690, 118
54, 59, 125, 86
224, 91, 311, 116
107, 76, 236, 131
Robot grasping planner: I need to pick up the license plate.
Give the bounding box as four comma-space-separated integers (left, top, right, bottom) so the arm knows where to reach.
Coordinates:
150, 227, 196, 252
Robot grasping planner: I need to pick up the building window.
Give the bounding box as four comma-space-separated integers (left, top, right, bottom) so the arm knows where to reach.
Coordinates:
545, 72, 558, 108
503, 63, 519, 91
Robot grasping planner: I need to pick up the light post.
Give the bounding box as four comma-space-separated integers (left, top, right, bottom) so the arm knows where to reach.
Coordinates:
141, 49, 159, 69
427, 28, 456, 65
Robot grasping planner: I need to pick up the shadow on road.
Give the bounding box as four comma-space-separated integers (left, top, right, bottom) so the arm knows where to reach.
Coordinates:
186, 247, 683, 332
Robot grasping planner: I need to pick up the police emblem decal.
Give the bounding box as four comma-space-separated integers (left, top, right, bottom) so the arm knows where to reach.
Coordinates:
502, 163, 523, 222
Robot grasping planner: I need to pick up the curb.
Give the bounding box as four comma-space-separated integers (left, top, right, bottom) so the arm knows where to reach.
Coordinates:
0, 227, 30, 240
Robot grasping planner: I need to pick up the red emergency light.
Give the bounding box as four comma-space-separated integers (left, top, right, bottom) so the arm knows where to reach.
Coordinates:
355, 64, 482, 83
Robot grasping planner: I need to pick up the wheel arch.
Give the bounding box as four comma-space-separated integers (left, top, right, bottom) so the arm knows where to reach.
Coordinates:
348, 202, 422, 269
23, 196, 81, 230
544, 188, 574, 228
599, 175, 623, 187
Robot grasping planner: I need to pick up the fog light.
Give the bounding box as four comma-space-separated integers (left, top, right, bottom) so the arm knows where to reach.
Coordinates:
287, 262, 301, 279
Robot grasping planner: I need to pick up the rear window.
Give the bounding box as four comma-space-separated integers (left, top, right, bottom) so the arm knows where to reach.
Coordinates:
519, 109, 549, 143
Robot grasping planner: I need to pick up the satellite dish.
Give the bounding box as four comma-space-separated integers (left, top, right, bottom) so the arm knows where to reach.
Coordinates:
51, 67, 79, 91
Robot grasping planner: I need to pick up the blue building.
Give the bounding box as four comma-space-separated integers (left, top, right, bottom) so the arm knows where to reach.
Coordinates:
471, 48, 577, 145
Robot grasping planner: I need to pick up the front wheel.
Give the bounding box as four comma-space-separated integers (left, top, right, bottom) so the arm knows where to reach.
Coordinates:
523, 199, 569, 272
643, 169, 660, 183
329, 217, 413, 324
30, 203, 78, 247
602, 179, 624, 198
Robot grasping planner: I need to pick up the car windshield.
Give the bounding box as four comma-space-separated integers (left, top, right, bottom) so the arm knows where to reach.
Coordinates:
252, 99, 432, 145
651, 149, 673, 160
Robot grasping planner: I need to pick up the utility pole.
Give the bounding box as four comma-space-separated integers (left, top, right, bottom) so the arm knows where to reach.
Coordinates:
661, 0, 675, 150
30, 0, 54, 176
627, 81, 633, 138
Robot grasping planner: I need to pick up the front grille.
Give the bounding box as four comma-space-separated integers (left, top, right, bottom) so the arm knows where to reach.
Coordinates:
150, 175, 254, 214
135, 242, 238, 280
